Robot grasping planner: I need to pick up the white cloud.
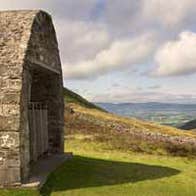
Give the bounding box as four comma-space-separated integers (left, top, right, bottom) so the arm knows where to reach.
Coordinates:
0, 1, 107, 61
56, 20, 110, 63
0, 0, 96, 20
154, 31, 196, 76
63, 33, 156, 79
101, 0, 196, 34
142, 0, 196, 27
91, 90, 196, 103
1, 0, 195, 32
103, 0, 142, 34
0, 0, 40, 9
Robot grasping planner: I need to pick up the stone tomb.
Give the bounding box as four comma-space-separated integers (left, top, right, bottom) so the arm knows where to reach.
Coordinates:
0, 10, 64, 187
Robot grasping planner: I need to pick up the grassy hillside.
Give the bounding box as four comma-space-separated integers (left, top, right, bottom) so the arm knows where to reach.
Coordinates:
64, 88, 196, 157
63, 87, 105, 112
181, 119, 196, 130
1, 88, 196, 196
65, 103, 196, 157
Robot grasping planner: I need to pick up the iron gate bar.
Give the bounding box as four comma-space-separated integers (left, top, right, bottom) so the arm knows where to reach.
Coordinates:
28, 102, 48, 162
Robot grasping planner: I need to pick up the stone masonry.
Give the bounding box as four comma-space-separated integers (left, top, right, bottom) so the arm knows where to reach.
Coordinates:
0, 10, 64, 187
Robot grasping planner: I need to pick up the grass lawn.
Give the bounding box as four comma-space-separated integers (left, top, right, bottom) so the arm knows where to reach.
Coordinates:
0, 136, 196, 196
40, 137, 196, 196
0, 189, 39, 196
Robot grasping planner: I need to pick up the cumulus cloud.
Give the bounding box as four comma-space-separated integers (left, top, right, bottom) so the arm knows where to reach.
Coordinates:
1, 0, 195, 31
103, 0, 142, 34
63, 33, 156, 79
56, 20, 110, 63
142, 0, 196, 28
101, 0, 196, 35
1, 0, 196, 81
147, 85, 161, 90
1, 0, 196, 103
154, 31, 196, 76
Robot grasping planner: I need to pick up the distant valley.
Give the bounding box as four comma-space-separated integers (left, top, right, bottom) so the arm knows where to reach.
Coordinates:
95, 102, 196, 128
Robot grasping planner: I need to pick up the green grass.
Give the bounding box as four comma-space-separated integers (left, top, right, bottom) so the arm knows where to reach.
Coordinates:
1, 137, 196, 196
0, 189, 39, 196
40, 137, 196, 196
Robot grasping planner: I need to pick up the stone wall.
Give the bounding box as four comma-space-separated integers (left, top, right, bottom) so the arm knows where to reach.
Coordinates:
20, 11, 64, 182
0, 10, 64, 186
0, 10, 35, 187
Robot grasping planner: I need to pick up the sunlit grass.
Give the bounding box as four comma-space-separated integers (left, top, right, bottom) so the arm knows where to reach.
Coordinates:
1, 133, 196, 196
40, 137, 196, 196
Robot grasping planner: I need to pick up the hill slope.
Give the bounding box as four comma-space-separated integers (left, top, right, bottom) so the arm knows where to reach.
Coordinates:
64, 88, 196, 157
181, 119, 196, 130
64, 87, 105, 112
2, 88, 196, 196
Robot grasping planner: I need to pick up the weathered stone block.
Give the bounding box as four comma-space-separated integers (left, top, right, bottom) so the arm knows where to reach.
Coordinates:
0, 132, 20, 149
0, 168, 21, 186
0, 78, 21, 91
0, 104, 20, 117
0, 116, 20, 131
0, 93, 20, 104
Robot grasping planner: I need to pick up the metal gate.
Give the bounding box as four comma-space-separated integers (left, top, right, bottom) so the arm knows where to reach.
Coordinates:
28, 102, 48, 162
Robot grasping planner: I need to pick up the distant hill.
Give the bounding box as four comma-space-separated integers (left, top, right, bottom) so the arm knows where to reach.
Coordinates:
63, 87, 106, 112
95, 102, 196, 113
95, 102, 196, 127
95, 102, 196, 114
181, 119, 196, 130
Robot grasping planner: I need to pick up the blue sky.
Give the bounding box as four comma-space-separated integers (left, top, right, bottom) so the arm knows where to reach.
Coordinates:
1, 0, 196, 103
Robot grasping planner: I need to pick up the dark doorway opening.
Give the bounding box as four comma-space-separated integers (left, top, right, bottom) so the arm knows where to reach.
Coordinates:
28, 66, 62, 163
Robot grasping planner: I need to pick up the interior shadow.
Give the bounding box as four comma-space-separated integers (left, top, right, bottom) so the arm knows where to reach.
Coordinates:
41, 155, 180, 195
